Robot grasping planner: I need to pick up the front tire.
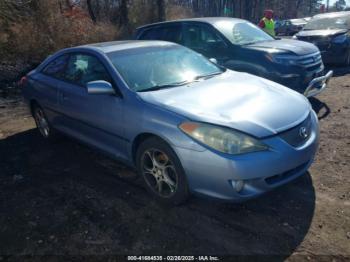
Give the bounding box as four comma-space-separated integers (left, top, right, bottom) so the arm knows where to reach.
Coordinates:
136, 137, 189, 205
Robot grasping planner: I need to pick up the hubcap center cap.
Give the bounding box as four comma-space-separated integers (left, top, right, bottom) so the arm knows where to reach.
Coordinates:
152, 167, 163, 178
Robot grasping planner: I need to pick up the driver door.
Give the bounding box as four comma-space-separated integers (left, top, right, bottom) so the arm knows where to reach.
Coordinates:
57, 53, 128, 161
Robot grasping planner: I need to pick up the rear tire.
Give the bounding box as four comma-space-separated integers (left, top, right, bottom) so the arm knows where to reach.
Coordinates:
136, 137, 189, 205
32, 104, 59, 141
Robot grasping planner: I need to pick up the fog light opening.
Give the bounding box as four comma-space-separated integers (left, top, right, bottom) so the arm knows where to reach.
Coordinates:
231, 180, 245, 193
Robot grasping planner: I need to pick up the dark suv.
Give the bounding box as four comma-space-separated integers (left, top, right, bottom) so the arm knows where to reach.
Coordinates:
135, 17, 332, 97
294, 11, 350, 66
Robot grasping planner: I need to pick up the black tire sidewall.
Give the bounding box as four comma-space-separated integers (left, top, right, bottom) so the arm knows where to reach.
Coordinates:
136, 137, 189, 205
33, 105, 58, 141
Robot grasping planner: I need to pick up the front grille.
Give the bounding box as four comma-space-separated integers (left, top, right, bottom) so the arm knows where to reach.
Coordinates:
279, 114, 312, 147
265, 161, 309, 185
296, 52, 323, 71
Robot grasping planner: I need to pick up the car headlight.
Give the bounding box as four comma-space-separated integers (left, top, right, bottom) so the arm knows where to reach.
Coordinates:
332, 34, 347, 44
292, 35, 298, 39
179, 122, 268, 155
266, 54, 299, 66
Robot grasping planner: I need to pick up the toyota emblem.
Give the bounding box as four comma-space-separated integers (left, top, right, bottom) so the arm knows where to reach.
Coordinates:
299, 127, 309, 139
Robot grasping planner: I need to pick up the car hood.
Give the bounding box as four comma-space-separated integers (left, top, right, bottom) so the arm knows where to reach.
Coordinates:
245, 39, 319, 56
296, 29, 348, 37
138, 70, 311, 138
293, 22, 306, 26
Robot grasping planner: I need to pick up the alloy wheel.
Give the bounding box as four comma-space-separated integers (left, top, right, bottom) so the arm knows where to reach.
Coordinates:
141, 149, 178, 198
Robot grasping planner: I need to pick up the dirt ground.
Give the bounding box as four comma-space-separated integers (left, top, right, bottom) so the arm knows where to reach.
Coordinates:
0, 67, 349, 260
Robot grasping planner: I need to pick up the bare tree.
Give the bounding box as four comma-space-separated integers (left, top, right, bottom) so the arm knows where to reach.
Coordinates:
86, 0, 96, 23
119, 0, 128, 25
157, 0, 165, 21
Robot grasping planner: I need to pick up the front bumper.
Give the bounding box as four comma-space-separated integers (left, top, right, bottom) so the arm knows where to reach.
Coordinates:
173, 111, 319, 202
304, 70, 333, 97
318, 43, 349, 65
268, 65, 331, 96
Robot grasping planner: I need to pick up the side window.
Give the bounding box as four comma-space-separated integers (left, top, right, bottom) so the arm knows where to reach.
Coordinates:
183, 25, 202, 50
201, 26, 223, 45
63, 54, 112, 86
139, 28, 164, 40
42, 55, 69, 79
162, 25, 183, 44
138, 25, 183, 44
183, 24, 225, 57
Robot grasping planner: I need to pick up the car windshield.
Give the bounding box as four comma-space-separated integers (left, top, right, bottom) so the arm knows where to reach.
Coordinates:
304, 15, 350, 30
214, 20, 274, 45
107, 45, 223, 92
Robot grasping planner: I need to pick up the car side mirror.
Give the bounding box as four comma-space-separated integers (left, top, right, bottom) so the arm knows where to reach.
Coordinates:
86, 80, 115, 95
209, 58, 218, 64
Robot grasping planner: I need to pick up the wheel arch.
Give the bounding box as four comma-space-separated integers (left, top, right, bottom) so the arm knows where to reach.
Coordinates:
29, 99, 40, 116
131, 132, 174, 165
131, 131, 190, 204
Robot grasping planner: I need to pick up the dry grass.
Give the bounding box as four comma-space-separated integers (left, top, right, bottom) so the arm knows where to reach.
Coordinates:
0, 1, 120, 64
166, 5, 194, 20
0, 1, 193, 83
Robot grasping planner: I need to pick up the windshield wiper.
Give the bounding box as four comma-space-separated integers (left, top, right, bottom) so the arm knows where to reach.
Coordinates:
137, 80, 190, 92
195, 71, 224, 80
138, 71, 225, 92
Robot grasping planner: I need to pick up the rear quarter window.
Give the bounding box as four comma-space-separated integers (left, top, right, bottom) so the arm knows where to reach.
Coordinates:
138, 28, 164, 40
42, 55, 69, 79
138, 25, 183, 44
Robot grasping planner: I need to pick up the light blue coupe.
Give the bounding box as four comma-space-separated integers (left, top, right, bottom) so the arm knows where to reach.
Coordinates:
22, 41, 319, 204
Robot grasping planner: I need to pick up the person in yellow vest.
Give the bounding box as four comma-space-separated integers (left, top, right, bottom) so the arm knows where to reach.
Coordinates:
258, 9, 275, 37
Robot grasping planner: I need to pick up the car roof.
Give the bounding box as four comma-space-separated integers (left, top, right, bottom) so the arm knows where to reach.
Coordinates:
136, 17, 247, 30
312, 11, 350, 19
77, 40, 177, 53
